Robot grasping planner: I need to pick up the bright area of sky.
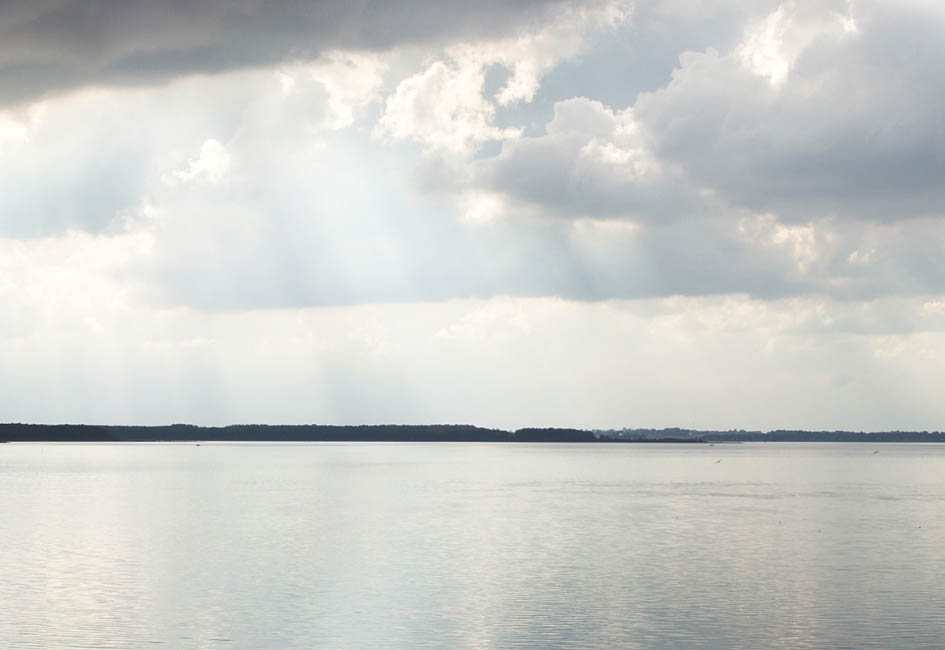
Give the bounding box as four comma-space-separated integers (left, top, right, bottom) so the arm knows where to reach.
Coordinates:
1, 0, 944, 430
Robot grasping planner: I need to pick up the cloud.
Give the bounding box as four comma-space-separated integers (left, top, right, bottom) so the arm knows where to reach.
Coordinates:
3, 269, 945, 428
300, 51, 388, 130
3, 0, 944, 310
634, 0, 945, 222
3, 0, 945, 430
463, 1, 945, 229
470, 97, 688, 220
0, 50, 386, 237
375, 0, 630, 153
0, 0, 576, 107
168, 139, 231, 185
0, 90, 157, 237
7, 59, 938, 309
375, 58, 522, 154
385, 1, 945, 304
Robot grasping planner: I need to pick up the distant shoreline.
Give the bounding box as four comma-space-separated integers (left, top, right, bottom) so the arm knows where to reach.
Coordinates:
1, 424, 943, 443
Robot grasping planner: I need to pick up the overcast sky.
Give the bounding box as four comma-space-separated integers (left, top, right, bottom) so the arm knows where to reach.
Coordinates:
2, 0, 944, 430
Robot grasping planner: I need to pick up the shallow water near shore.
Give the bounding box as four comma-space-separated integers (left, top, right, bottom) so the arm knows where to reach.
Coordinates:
2, 441, 944, 649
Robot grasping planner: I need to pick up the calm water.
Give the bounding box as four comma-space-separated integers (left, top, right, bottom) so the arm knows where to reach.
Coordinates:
1, 442, 944, 649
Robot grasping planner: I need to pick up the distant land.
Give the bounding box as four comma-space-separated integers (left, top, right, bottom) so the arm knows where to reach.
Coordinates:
1, 424, 945, 443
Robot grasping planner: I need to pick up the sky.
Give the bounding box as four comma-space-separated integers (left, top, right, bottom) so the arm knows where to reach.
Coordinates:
1, 0, 944, 430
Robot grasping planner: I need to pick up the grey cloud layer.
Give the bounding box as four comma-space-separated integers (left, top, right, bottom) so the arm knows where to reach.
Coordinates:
471, 1, 945, 226
4, 0, 945, 309
0, 0, 565, 105
634, 0, 945, 223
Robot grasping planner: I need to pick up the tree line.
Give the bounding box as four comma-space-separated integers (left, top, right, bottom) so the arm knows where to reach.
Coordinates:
2, 423, 943, 443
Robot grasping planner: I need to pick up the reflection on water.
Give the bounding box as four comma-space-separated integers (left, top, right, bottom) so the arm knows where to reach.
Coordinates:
2, 442, 944, 649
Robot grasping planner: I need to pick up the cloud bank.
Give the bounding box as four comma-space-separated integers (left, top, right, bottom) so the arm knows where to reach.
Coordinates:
0, 0, 575, 106
1, 0, 945, 428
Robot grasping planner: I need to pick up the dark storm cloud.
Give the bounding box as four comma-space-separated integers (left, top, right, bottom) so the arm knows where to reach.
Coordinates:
0, 0, 565, 105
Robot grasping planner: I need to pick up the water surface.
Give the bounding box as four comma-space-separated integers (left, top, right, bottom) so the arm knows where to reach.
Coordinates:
2, 442, 944, 649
